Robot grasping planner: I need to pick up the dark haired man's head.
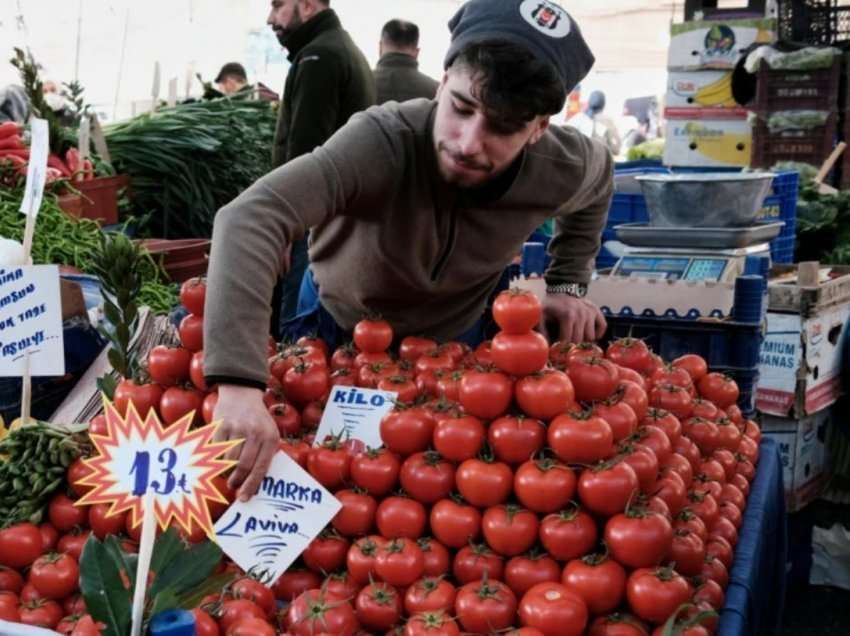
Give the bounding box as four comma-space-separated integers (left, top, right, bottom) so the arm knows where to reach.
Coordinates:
215, 62, 248, 95
587, 90, 606, 116
267, 0, 330, 47
380, 19, 421, 58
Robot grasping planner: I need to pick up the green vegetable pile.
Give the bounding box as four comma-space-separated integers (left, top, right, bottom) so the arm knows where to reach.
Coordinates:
791, 170, 850, 264
0, 187, 177, 313
626, 138, 665, 162
0, 423, 85, 527
103, 96, 275, 239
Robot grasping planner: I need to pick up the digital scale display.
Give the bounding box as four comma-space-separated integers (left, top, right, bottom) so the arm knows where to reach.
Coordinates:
615, 256, 729, 281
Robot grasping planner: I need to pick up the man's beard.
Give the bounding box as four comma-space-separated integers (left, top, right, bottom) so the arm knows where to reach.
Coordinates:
273, 8, 303, 46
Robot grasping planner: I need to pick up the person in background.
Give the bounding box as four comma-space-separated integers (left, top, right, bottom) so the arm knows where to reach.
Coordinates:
215, 62, 279, 102
373, 19, 439, 104
206, 0, 613, 499
266, 0, 376, 335
0, 85, 28, 123
567, 89, 621, 156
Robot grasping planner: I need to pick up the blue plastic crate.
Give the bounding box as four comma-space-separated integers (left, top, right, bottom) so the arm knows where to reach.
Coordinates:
770, 234, 796, 264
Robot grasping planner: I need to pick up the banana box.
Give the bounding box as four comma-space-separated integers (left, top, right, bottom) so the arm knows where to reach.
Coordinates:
666, 71, 748, 116
668, 18, 776, 71
663, 117, 752, 168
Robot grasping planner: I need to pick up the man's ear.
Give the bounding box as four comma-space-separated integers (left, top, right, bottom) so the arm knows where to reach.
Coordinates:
528, 116, 551, 145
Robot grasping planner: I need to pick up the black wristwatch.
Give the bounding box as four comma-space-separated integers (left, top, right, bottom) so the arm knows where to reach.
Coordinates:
546, 282, 588, 298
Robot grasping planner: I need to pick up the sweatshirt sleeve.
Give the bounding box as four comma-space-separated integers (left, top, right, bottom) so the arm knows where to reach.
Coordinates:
545, 138, 614, 286
285, 50, 344, 161
203, 110, 400, 385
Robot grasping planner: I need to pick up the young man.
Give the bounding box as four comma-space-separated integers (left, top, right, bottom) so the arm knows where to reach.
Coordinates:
373, 19, 439, 104
206, 0, 614, 500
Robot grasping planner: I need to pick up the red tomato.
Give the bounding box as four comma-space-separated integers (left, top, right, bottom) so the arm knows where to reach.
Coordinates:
687, 491, 720, 529
715, 419, 743, 453
604, 510, 673, 569
353, 318, 393, 353
669, 528, 706, 576
548, 412, 614, 464
376, 496, 427, 539
593, 399, 638, 442
19, 599, 63, 628
453, 543, 505, 584
322, 571, 361, 601
513, 459, 576, 514
0, 567, 22, 593
29, 552, 79, 600
332, 489, 377, 537
307, 440, 351, 491
653, 469, 688, 516
539, 506, 598, 562
693, 578, 725, 610
482, 505, 540, 557
380, 407, 435, 456
283, 362, 330, 406
618, 380, 649, 419
349, 447, 400, 496
567, 357, 619, 402
672, 354, 708, 382
400, 336, 438, 361
690, 397, 720, 421
588, 614, 650, 636
700, 554, 729, 589
493, 288, 543, 334
266, 402, 300, 437
618, 443, 660, 494
379, 375, 419, 403
562, 554, 627, 615
330, 343, 358, 370
456, 458, 513, 508
66, 458, 93, 498
515, 370, 575, 420
147, 345, 192, 386
178, 313, 204, 352
354, 582, 402, 632
706, 534, 735, 569
642, 408, 682, 444
375, 538, 424, 587
458, 368, 514, 420
430, 499, 482, 549
179, 277, 206, 315
455, 578, 518, 633
346, 536, 386, 585
433, 415, 485, 463
505, 554, 561, 598
404, 611, 461, 636
697, 373, 739, 409
400, 452, 455, 504
626, 567, 692, 625
226, 617, 275, 636
0, 523, 45, 569
518, 582, 588, 636
606, 338, 652, 374
287, 590, 359, 636
0, 603, 19, 623
650, 365, 694, 393
159, 386, 204, 425
549, 341, 575, 367
57, 530, 90, 561
649, 384, 693, 420
39, 523, 58, 552
232, 578, 276, 618
419, 537, 451, 577
113, 379, 163, 418
405, 577, 457, 615
201, 392, 218, 424
577, 460, 640, 517
302, 532, 350, 573
633, 424, 673, 465
489, 415, 546, 466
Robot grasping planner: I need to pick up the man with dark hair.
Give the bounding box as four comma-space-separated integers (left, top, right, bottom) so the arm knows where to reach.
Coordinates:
266, 0, 376, 332
215, 62, 249, 95
206, 0, 614, 499
374, 19, 439, 103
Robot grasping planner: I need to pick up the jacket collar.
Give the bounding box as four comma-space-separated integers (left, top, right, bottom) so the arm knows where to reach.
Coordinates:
377, 52, 419, 69
285, 9, 341, 61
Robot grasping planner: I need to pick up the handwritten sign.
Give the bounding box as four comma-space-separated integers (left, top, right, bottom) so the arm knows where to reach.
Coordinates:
314, 386, 397, 450
214, 451, 341, 584
0, 265, 64, 377
77, 398, 238, 538
19, 118, 49, 219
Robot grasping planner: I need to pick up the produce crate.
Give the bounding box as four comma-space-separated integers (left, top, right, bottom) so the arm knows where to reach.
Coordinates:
139, 238, 210, 283
74, 174, 131, 225
751, 112, 837, 168
753, 57, 841, 113
777, 0, 850, 46
603, 314, 762, 415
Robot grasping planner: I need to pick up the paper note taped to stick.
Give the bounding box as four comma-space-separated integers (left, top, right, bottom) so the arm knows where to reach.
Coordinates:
313, 386, 397, 451
0, 265, 64, 377
213, 451, 341, 584
19, 118, 49, 219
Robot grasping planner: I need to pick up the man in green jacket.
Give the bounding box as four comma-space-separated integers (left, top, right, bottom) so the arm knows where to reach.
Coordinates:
373, 19, 439, 104
267, 0, 376, 332
208, 0, 613, 500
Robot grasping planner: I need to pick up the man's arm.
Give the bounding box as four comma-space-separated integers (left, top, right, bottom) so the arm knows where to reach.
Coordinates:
543, 138, 614, 343
285, 51, 344, 161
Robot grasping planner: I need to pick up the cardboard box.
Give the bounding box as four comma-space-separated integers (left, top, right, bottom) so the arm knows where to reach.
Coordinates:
757, 303, 849, 417
663, 117, 752, 168
666, 70, 749, 116
762, 408, 833, 512
668, 18, 776, 71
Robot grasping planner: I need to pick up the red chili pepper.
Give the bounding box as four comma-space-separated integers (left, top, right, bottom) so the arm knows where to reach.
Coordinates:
0, 122, 20, 139
47, 154, 72, 178
0, 134, 24, 150
65, 147, 81, 176
82, 158, 95, 180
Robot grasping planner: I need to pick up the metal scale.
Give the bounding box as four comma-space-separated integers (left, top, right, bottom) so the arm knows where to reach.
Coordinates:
607, 221, 785, 283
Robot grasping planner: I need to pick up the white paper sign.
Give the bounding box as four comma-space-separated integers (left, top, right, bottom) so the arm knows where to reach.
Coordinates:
0, 265, 64, 377
78, 116, 91, 162
167, 78, 178, 107
314, 386, 397, 451
19, 118, 49, 218
213, 451, 341, 583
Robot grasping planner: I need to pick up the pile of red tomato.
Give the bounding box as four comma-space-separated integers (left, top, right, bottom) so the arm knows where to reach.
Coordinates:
0, 283, 761, 636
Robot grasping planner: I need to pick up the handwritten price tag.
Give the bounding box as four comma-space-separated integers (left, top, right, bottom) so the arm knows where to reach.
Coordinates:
314, 386, 397, 450
213, 451, 341, 584
77, 399, 238, 537
0, 265, 64, 377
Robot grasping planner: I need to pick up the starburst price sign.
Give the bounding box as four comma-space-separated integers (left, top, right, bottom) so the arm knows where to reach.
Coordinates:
76, 398, 240, 538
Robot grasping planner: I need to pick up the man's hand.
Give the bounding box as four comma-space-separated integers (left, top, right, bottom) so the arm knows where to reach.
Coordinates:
541, 293, 607, 344
213, 384, 280, 501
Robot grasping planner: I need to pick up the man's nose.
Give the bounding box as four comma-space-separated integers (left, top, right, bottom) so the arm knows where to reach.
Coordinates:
456, 118, 485, 157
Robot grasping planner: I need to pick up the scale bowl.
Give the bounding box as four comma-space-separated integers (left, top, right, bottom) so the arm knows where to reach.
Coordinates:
635, 172, 775, 227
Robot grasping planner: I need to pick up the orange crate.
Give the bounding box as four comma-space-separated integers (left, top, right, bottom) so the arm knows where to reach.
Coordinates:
75, 174, 131, 225
139, 238, 211, 283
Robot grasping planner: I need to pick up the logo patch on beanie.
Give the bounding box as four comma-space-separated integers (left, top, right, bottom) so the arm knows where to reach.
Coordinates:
519, 0, 571, 38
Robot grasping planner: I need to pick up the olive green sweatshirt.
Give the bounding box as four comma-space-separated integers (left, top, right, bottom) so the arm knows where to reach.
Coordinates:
205, 99, 613, 386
